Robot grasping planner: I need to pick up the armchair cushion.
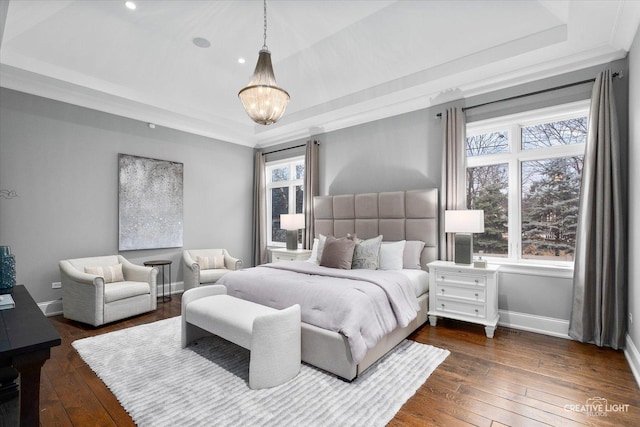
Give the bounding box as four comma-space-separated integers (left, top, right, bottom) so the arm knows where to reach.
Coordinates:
84, 264, 125, 283
104, 281, 153, 303
198, 269, 230, 284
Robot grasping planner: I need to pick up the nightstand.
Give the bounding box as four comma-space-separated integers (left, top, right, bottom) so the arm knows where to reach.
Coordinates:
427, 260, 500, 338
270, 248, 312, 262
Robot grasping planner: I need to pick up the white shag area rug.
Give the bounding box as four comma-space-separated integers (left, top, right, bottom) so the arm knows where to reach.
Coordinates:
73, 316, 449, 427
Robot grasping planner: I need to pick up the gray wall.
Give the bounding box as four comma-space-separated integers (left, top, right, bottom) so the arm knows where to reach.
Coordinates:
0, 88, 254, 304
318, 109, 441, 195
628, 28, 640, 356
301, 58, 628, 324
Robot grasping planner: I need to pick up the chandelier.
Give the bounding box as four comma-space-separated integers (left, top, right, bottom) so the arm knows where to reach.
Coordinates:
238, 0, 290, 125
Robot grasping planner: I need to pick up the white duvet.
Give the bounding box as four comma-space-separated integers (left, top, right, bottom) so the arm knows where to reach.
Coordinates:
217, 261, 420, 364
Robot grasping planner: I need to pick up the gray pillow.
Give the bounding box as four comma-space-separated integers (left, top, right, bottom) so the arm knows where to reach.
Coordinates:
320, 236, 356, 269
352, 235, 383, 270
403, 240, 425, 269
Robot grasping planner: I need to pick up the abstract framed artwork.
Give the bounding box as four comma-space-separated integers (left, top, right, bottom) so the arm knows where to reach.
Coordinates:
118, 154, 184, 250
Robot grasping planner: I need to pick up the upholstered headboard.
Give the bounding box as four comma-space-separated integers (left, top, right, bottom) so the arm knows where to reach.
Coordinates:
313, 189, 439, 269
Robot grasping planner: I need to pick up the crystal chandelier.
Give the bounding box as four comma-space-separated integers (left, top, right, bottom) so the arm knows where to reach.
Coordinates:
238, 0, 290, 125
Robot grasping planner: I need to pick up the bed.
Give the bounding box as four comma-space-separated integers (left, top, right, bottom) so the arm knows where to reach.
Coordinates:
218, 189, 438, 380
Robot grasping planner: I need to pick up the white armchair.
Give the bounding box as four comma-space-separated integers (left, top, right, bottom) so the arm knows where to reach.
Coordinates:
183, 249, 242, 291
59, 255, 158, 326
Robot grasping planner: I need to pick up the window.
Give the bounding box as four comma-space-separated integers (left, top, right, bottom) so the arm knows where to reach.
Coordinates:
465, 101, 588, 265
266, 156, 305, 246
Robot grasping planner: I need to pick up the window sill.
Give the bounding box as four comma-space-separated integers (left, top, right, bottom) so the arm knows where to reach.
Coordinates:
486, 260, 574, 279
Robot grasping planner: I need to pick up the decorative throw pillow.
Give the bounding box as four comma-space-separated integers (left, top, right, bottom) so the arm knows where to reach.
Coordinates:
352, 235, 383, 270
85, 263, 125, 283
403, 240, 425, 269
320, 236, 356, 269
379, 240, 406, 270
197, 255, 225, 270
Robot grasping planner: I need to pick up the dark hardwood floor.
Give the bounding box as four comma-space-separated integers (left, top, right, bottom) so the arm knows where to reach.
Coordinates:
31, 294, 639, 426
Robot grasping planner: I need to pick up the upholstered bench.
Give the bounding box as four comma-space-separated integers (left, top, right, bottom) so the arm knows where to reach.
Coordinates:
181, 285, 301, 389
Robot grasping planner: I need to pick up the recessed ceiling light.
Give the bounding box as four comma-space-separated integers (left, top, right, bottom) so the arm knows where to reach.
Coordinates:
124, 1, 136, 10
193, 37, 211, 48
238, 58, 246, 64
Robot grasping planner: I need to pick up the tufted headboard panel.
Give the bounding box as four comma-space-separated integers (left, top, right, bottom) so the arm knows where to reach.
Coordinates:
313, 189, 439, 269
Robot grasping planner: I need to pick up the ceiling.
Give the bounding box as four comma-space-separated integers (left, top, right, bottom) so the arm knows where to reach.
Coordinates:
1, 1, 639, 148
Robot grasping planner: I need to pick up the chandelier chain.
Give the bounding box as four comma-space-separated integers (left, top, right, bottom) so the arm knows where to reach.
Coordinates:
263, 0, 268, 50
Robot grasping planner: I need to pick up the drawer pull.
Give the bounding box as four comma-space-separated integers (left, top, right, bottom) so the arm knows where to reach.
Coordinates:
441, 289, 445, 293
474, 309, 479, 313
441, 275, 445, 280
441, 303, 445, 308
475, 279, 479, 284
474, 293, 479, 297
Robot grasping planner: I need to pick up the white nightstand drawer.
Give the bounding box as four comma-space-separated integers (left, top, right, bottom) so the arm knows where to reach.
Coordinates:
270, 248, 312, 262
435, 271, 486, 287
436, 284, 485, 302
272, 253, 288, 262
435, 297, 486, 317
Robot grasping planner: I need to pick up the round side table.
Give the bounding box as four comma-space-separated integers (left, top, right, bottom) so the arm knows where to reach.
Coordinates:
144, 260, 172, 303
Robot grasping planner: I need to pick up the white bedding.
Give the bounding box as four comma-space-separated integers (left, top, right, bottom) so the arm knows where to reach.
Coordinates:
396, 269, 430, 297
217, 261, 421, 364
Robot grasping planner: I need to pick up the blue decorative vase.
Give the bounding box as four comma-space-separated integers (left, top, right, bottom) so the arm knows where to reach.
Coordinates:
0, 246, 16, 294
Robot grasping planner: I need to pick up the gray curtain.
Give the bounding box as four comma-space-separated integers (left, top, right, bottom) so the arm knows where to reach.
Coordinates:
569, 70, 626, 349
252, 151, 267, 266
304, 140, 319, 249
440, 107, 466, 261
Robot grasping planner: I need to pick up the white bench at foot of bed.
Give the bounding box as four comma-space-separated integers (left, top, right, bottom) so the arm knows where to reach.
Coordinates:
181, 285, 301, 389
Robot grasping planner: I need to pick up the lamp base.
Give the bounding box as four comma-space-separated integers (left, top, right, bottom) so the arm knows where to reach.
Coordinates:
454, 233, 473, 265
285, 230, 298, 250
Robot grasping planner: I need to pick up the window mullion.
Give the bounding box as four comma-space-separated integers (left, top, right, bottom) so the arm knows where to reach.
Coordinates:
289, 164, 296, 214
507, 125, 519, 260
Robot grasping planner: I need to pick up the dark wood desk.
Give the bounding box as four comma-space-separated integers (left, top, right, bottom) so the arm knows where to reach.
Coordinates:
0, 285, 61, 427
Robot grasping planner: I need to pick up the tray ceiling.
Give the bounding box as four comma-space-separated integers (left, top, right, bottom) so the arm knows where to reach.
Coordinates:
1, 0, 639, 147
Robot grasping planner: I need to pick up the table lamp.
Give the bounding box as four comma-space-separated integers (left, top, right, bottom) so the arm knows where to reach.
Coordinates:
445, 210, 484, 264
280, 214, 305, 250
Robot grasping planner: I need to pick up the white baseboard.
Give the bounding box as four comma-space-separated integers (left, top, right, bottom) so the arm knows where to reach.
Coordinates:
39, 299, 63, 317
157, 280, 184, 298
38, 281, 185, 317
498, 309, 570, 339
624, 334, 640, 388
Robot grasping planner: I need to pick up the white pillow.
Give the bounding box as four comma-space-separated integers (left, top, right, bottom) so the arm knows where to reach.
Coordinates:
307, 234, 327, 264
403, 240, 425, 269
379, 240, 406, 270
307, 238, 319, 263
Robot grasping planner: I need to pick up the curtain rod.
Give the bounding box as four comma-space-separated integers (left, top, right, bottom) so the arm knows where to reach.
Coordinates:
261, 140, 318, 156
435, 71, 622, 118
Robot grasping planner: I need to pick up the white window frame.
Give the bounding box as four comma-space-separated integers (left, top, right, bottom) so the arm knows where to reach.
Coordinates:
265, 156, 305, 247
466, 100, 589, 267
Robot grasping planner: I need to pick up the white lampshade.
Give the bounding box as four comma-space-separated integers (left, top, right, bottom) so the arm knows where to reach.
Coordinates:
280, 213, 305, 230
445, 210, 485, 233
